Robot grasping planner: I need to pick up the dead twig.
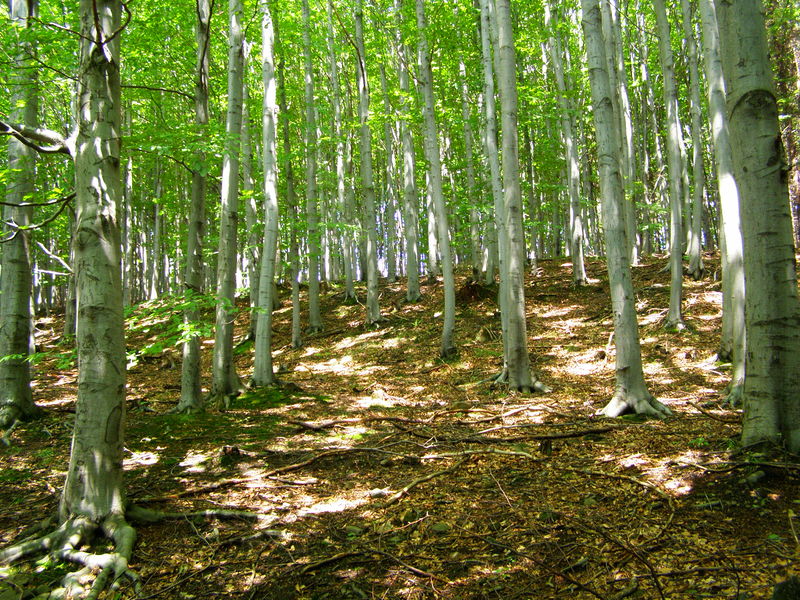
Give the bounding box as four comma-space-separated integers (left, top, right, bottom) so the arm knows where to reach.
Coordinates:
381, 457, 470, 507
297, 551, 362, 574
687, 401, 741, 424
369, 548, 448, 582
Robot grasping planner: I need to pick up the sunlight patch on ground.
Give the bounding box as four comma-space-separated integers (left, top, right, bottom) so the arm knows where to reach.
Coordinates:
179, 450, 212, 473
123, 450, 160, 469
301, 355, 354, 375
564, 349, 601, 376
296, 492, 368, 517
538, 306, 578, 319
335, 330, 385, 351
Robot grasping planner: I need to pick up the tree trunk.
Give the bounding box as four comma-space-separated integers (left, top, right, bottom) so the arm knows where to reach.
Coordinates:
395, 0, 422, 303
211, 0, 245, 405
653, 0, 686, 330
682, 0, 706, 280
0, 0, 41, 430
495, 0, 548, 392
355, 0, 382, 325
698, 0, 745, 404
582, 0, 671, 418
545, 1, 587, 286
303, 0, 323, 333
716, 0, 800, 452
381, 64, 398, 282
459, 59, 481, 280
253, 2, 279, 387
328, 0, 356, 303
177, 0, 211, 414
416, 0, 456, 358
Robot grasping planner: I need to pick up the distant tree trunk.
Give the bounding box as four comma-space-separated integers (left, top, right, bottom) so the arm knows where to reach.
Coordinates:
545, 1, 587, 286
380, 64, 398, 282
682, 0, 706, 280
276, 34, 302, 349
459, 59, 481, 280
699, 0, 745, 404
327, 0, 356, 303
355, 0, 382, 325
210, 0, 245, 406
177, 0, 211, 414
716, 0, 800, 452
582, 0, 671, 417
303, 0, 323, 333
653, 0, 686, 330
416, 0, 456, 358
395, 0, 422, 302
0, 0, 41, 430
242, 45, 262, 338
479, 0, 502, 287
495, 0, 549, 392
253, 1, 279, 387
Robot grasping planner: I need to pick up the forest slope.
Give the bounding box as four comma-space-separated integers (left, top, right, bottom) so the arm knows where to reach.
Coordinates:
1, 255, 798, 599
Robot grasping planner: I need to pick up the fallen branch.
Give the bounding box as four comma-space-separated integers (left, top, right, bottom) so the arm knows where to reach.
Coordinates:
687, 401, 741, 424
369, 548, 448, 582
297, 551, 362, 574
381, 457, 470, 507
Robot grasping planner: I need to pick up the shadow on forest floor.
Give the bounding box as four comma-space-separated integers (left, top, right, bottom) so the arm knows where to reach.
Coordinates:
1, 254, 798, 599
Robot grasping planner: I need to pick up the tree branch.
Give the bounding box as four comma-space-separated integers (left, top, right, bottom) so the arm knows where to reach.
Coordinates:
0, 120, 71, 155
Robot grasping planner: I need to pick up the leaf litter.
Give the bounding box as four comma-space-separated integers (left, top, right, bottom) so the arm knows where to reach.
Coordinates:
1, 254, 798, 599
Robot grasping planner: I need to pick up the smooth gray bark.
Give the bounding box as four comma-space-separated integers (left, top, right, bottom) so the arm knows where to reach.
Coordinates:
0, 0, 41, 430
211, 0, 245, 405
653, 0, 686, 330
395, 0, 421, 302
545, 2, 587, 286
416, 0, 456, 357
177, 0, 211, 413
582, 0, 671, 418
716, 0, 800, 451
61, 0, 128, 523
699, 0, 745, 404
682, 0, 706, 280
302, 0, 323, 333
495, 0, 549, 392
355, 0, 382, 324
253, 0, 279, 387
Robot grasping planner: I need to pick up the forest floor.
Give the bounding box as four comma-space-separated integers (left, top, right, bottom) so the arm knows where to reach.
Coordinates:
1, 254, 799, 600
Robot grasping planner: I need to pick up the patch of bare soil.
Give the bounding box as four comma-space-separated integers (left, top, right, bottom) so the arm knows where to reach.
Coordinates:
2, 254, 798, 599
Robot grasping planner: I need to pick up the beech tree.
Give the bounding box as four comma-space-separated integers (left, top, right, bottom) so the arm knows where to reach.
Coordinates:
716, 0, 800, 451
582, 0, 671, 417
210, 0, 245, 406
0, 1, 140, 594
0, 0, 41, 430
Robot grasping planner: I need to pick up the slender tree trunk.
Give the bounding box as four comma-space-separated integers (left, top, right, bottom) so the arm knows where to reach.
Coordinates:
480, 0, 502, 287
242, 45, 262, 338
355, 0, 382, 324
395, 1, 422, 302
495, 0, 549, 392
459, 59, 481, 280
211, 0, 245, 405
545, 2, 587, 286
253, 1, 279, 387
0, 0, 41, 430
380, 64, 398, 282
177, 0, 211, 414
653, 0, 686, 330
303, 0, 323, 333
328, 0, 356, 303
699, 0, 745, 404
582, 0, 671, 418
416, 0, 456, 357
682, 0, 706, 280
716, 0, 800, 452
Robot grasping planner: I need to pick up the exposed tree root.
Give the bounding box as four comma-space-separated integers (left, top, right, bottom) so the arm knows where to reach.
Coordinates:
601, 392, 672, 418
488, 368, 552, 393
0, 514, 140, 600
723, 380, 743, 408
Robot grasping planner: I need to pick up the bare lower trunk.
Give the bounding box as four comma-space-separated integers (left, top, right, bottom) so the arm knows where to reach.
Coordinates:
211, 0, 245, 404
582, 0, 670, 418
717, 0, 800, 451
